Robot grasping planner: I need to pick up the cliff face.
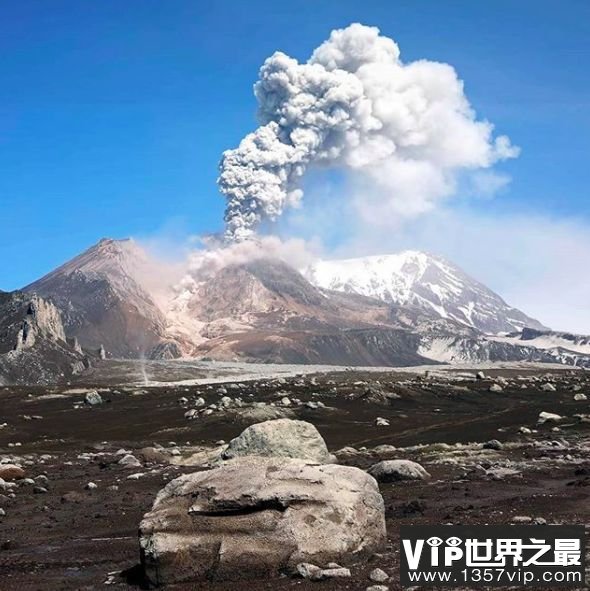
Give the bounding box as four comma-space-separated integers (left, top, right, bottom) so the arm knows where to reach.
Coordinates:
0, 291, 87, 385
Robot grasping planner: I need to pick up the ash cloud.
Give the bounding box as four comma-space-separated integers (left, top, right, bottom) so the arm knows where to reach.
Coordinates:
177, 235, 318, 291
219, 23, 518, 242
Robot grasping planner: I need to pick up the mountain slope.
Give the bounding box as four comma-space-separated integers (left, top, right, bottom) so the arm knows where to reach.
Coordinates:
168, 257, 458, 365
25, 238, 175, 359
17, 239, 586, 372
305, 251, 547, 334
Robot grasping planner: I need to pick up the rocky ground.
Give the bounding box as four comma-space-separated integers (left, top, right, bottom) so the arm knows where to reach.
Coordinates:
0, 363, 589, 590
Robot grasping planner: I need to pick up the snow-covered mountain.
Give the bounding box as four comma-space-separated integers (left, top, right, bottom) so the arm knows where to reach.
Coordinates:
305, 251, 547, 334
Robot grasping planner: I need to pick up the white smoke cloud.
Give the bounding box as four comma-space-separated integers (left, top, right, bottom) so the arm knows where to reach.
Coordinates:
219, 23, 518, 242
178, 235, 318, 292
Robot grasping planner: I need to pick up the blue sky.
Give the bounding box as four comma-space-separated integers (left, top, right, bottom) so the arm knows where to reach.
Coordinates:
1, 1, 589, 300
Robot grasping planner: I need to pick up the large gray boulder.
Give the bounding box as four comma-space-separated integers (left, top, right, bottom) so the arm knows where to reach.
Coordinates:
368, 459, 431, 482
139, 457, 386, 585
222, 418, 332, 463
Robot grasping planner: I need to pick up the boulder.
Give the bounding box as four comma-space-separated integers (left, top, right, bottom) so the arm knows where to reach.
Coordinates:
84, 391, 103, 406
483, 439, 503, 451
369, 567, 390, 583
368, 460, 430, 483
538, 411, 563, 424
222, 419, 332, 463
118, 454, 142, 468
0, 464, 25, 481
139, 457, 386, 585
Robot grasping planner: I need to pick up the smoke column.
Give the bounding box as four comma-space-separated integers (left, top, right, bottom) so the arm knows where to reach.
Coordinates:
218, 23, 518, 243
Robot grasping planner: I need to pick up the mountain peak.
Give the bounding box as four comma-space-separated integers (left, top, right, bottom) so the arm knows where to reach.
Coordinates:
24, 238, 170, 358
305, 251, 548, 334
26, 238, 151, 291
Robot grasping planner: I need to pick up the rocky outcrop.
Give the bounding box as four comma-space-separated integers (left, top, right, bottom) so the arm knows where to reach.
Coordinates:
148, 340, 182, 360
0, 290, 87, 384
139, 457, 386, 585
6, 294, 66, 352
221, 419, 332, 463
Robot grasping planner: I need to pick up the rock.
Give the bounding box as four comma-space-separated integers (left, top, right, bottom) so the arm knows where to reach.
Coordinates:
512, 515, 532, 523
84, 391, 103, 406
139, 447, 168, 464
85, 482, 98, 490
222, 419, 332, 463
296, 562, 351, 580
372, 444, 397, 455
367, 586, 389, 591
0, 508, 5, 517
368, 460, 430, 483
541, 383, 557, 392
295, 563, 323, 580
574, 393, 587, 401
139, 457, 386, 585
231, 405, 292, 423
194, 397, 206, 407
489, 384, 503, 393
0, 464, 25, 481
118, 454, 141, 468
369, 568, 389, 583
305, 401, 325, 410
476, 371, 486, 380
486, 466, 521, 480
483, 439, 503, 451
374, 417, 390, 427
519, 426, 532, 434
335, 446, 359, 458
538, 411, 563, 424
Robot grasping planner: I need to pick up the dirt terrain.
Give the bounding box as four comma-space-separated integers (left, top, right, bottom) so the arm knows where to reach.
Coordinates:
0, 362, 589, 590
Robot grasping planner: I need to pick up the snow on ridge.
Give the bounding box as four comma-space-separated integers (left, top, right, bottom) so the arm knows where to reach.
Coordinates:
304, 251, 546, 335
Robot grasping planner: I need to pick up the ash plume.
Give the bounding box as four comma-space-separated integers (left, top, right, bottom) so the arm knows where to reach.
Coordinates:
177, 235, 316, 293
219, 23, 519, 242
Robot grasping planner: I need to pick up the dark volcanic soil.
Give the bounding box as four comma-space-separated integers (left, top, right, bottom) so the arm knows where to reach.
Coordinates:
0, 364, 589, 590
